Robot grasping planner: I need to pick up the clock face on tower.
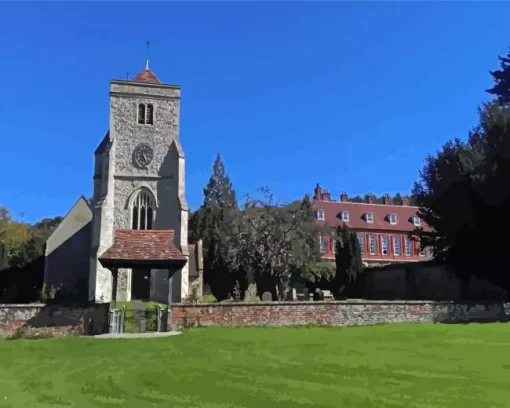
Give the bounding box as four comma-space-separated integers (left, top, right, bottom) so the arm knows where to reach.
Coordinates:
133, 143, 154, 168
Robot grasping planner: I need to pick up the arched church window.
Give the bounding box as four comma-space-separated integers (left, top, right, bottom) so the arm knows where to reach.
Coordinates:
137, 104, 146, 124
131, 190, 155, 230
146, 104, 154, 125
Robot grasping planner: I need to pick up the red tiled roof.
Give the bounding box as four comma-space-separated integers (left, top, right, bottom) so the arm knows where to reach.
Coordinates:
313, 199, 430, 232
99, 230, 186, 262
131, 69, 161, 84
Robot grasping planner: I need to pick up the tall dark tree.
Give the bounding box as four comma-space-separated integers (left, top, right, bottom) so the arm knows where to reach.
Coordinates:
487, 48, 510, 104
413, 100, 510, 294
193, 153, 238, 301
334, 225, 363, 298
393, 193, 403, 206
348, 195, 364, 203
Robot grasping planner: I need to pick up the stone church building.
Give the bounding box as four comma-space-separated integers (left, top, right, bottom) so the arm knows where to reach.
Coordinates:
43, 63, 203, 305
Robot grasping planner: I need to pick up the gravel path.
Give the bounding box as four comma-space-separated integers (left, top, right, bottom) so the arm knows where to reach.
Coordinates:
94, 331, 182, 339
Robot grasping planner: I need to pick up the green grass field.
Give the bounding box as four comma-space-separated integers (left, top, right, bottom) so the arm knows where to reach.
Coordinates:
1, 323, 510, 407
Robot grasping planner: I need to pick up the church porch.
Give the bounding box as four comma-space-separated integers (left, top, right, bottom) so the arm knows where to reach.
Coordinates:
98, 229, 187, 332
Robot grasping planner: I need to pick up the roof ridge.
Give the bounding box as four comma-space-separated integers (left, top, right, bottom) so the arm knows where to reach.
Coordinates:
315, 200, 419, 209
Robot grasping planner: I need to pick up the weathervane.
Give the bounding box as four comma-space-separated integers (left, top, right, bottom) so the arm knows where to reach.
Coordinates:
145, 40, 150, 70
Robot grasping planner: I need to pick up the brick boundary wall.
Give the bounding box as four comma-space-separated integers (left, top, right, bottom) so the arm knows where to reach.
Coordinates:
171, 300, 510, 329
0, 303, 109, 337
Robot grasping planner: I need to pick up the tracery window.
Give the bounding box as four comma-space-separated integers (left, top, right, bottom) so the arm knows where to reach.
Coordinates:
131, 190, 155, 230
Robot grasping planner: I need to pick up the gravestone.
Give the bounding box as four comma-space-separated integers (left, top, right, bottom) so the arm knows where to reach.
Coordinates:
285, 287, 297, 301
261, 292, 272, 302
303, 288, 310, 301
314, 288, 324, 301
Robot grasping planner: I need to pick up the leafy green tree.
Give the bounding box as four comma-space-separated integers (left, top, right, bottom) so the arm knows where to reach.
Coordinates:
221, 189, 322, 301
0, 207, 31, 269
334, 225, 363, 298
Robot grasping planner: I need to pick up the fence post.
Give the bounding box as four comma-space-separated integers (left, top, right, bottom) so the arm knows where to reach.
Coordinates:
157, 305, 161, 332
120, 305, 126, 334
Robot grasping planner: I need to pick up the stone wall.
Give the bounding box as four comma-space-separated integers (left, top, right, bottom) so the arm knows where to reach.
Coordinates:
171, 301, 510, 329
0, 303, 109, 337
362, 264, 508, 301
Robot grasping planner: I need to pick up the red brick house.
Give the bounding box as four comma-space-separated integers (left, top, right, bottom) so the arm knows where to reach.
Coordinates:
312, 184, 431, 264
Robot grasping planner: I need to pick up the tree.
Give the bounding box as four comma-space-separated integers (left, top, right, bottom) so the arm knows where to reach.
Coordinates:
393, 193, 403, 205
0, 207, 31, 269
193, 153, 238, 301
487, 48, 510, 104
334, 225, 363, 298
221, 188, 321, 301
412, 98, 510, 294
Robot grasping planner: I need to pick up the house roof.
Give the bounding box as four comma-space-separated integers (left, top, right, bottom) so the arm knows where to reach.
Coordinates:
312, 199, 430, 232
131, 68, 161, 84
99, 230, 187, 265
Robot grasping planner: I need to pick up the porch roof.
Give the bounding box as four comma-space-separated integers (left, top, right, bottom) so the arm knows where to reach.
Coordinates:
98, 229, 187, 269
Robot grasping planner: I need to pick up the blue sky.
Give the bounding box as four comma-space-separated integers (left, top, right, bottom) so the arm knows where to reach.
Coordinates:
1, 2, 509, 223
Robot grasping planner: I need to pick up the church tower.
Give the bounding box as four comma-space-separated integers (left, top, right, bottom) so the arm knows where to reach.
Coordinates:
89, 63, 189, 303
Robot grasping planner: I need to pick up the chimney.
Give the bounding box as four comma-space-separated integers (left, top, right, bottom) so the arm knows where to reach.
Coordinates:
402, 196, 410, 206
322, 189, 331, 201
367, 194, 375, 205
314, 183, 322, 200
383, 195, 391, 205
340, 191, 348, 202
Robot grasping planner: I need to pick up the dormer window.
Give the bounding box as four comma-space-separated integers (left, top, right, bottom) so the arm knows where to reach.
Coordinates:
365, 212, 374, 223
413, 215, 421, 226
389, 213, 397, 225
316, 209, 325, 221
137, 103, 154, 125
341, 210, 349, 222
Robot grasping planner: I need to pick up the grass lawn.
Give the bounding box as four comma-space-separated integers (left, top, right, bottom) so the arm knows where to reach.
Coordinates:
1, 323, 510, 407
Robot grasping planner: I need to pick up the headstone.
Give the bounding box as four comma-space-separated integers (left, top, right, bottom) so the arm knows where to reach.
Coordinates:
261, 292, 272, 302
314, 288, 324, 301
291, 288, 297, 301
303, 288, 310, 301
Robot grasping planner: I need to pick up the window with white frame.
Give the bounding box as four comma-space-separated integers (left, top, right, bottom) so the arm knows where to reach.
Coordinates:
413, 215, 421, 226
357, 234, 365, 255
393, 235, 401, 256
381, 235, 389, 256
316, 209, 325, 220
341, 210, 349, 222
319, 234, 328, 253
366, 212, 374, 223
389, 213, 397, 225
405, 236, 412, 256
331, 233, 336, 253
131, 189, 155, 230
369, 234, 377, 255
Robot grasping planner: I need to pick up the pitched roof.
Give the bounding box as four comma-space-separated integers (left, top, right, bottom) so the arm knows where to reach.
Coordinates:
94, 131, 110, 155
131, 68, 161, 84
313, 199, 430, 232
99, 230, 186, 263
